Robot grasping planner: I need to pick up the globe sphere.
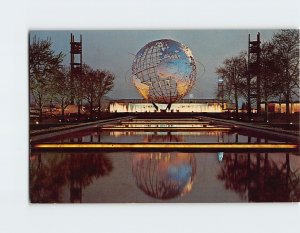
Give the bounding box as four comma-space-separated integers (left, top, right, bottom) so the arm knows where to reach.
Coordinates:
131, 39, 197, 104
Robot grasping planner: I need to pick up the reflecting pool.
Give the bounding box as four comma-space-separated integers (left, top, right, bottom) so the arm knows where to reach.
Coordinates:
30, 118, 300, 202
30, 151, 300, 203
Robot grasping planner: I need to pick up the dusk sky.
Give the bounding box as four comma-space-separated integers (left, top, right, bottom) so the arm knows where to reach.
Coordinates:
30, 30, 279, 100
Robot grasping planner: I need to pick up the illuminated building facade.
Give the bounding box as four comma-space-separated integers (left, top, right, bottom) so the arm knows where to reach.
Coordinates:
109, 99, 225, 113
260, 102, 300, 114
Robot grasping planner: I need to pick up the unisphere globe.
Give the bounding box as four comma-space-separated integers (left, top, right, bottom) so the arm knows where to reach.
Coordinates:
131, 39, 197, 104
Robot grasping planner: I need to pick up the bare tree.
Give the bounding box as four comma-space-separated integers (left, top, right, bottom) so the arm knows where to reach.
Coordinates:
82, 65, 97, 117
82, 65, 115, 119
95, 70, 115, 117
29, 37, 64, 122
259, 42, 282, 120
216, 52, 247, 118
271, 29, 299, 115
51, 67, 71, 122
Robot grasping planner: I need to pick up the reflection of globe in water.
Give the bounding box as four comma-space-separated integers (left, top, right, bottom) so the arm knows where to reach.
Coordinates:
132, 153, 196, 200
131, 39, 197, 104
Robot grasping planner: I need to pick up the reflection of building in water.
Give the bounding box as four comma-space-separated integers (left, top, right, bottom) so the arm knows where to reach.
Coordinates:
132, 153, 196, 200
110, 99, 225, 113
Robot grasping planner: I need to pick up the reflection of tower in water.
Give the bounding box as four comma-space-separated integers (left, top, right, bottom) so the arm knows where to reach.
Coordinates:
67, 153, 113, 203
132, 133, 196, 200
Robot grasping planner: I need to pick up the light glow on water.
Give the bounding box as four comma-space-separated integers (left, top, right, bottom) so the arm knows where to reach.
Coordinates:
30, 118, 300, 203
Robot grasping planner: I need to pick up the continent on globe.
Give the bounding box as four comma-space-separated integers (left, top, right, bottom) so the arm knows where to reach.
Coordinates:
131, 39, 197, 106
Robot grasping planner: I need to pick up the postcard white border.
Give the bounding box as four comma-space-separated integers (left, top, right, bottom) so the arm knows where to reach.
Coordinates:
0, 0, 299, 233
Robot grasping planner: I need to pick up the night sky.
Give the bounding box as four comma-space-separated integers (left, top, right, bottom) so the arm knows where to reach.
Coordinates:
30, 30, 279, 100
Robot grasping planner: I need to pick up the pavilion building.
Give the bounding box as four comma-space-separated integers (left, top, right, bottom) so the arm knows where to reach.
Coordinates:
109, 99, 226, 113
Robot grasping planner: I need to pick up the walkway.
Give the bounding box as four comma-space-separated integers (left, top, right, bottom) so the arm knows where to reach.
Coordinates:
198, 116, 300, 143
30, 116, 133, 142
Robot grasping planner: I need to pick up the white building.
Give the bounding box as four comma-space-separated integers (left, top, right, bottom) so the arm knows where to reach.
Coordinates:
109, 99, 225, 113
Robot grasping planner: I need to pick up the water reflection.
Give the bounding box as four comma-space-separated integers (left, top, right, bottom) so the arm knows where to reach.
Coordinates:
218, 153, 300, 202
30, 121, 299, 202
42, 126, 286, 144
30, 153, 113, 203
132, 153, 196, 200
145, 131, 184, 143
131, 133, 196, 200
217, 152, 224, 162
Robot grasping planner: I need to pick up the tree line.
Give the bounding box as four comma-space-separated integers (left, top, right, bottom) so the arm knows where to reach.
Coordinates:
29, 37, 115, 122
216, 29, 299, 120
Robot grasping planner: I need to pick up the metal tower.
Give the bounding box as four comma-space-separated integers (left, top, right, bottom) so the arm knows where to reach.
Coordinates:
70, 33, 82, 104
247, 32, 261, 120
